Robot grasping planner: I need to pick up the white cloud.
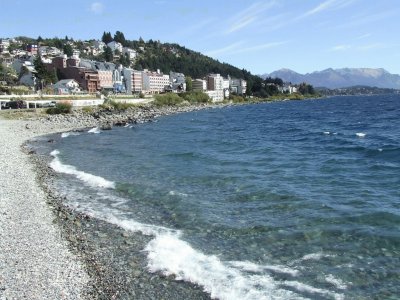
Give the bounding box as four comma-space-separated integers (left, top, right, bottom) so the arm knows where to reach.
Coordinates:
299, 0, 357, 19
357, 33, 371, 40
337, 10, 396, 28
225, 1, 277, 34
330, 44, 352, 51
205, 42, 244, 56
206, 41, 287, 57
329, 43, 386, 52
357, 43, 385, 51
90, 2, 104, 15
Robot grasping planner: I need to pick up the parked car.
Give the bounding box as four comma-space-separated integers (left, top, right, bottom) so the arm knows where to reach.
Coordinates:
41, 101, 56, 108
7, 100, 26, 109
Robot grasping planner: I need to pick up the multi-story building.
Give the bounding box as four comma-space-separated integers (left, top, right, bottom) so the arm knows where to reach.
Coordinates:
223, 77, 230, 90
122, 68, 134, 94
192, 79, 207, 91
205, 90, 224, 102
207, 73, 224, 91
52, 55, 67, 69
230, 78, 247, 95
98, 70, 113, 89
132, 70, 143, 93
79, 59, 116, 90
142, 69, 170, 94
123, 69, 143, 94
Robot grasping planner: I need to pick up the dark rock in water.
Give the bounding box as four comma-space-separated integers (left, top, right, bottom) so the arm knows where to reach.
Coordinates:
114, 121, 127, 127
100, 122, 112, 130
47, 139, 54, 143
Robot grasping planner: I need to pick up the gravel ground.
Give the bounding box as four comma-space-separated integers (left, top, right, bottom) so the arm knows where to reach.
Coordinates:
0, 119, 89, 300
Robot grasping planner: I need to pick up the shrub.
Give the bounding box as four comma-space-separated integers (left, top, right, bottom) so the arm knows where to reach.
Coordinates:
179, 91, 210, 104
154, 93, 184, 106
100, 100, 135, 110
46, 102, 72, 114
138, 92, 145, 98
229, 94, 246, 103
81, 106, 94, 113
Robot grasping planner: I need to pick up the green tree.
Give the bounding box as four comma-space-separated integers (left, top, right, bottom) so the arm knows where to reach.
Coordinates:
185, 76, 192, 91
298, 82, 315, 95
34, 56, 58, 87
0, 65, 18, 85
114, 31, 126, 46
103, 46, 113, 62
118, 53, 130, 67
63, 44, 73, 57
7, 42, 20, 53
102, 31, 113, 44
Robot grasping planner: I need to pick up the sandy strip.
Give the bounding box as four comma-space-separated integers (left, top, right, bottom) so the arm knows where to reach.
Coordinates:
0, 119, 89, 300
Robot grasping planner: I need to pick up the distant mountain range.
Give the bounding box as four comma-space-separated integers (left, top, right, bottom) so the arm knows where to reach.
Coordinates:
261, 68, 400, 89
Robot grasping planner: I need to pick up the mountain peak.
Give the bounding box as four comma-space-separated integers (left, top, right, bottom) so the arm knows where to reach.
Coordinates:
264, 68, 400, 89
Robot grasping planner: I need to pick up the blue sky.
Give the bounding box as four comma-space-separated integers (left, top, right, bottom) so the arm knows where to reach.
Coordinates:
1, 0, 399, 75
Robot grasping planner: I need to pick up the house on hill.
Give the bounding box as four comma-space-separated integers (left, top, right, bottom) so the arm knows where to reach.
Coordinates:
53, 79, 81, 94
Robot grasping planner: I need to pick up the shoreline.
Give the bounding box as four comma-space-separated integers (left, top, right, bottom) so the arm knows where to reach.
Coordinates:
1, 103, 215, 299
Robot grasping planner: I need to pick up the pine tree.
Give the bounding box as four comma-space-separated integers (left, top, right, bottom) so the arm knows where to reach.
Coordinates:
103, 46, 113, 62
102, 31, 113, 44
114, 31, 126, 46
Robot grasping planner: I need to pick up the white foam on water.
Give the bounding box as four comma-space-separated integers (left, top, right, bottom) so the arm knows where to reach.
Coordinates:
323, 131, 330, 135
61, 132, 81, 138
106, 214, 178, 237
325, 274, 348, 290
145, 234, 303, 300
282, 281, 344, 300
299, 252, 335, 261
60, 192, 341, 300
49, 150, 115, 189
229, 260, 300, 277
168, 190, 188, 197
356, 132, 366, 138
88, 127, 101, 134
51, 161, 341, 300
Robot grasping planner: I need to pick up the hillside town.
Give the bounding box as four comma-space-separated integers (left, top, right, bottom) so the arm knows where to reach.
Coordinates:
0, 36, 250, 102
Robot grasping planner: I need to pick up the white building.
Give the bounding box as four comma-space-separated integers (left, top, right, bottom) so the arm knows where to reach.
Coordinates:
107, 41, 123, 53
122, 47, 137, 60
53, 79, 81, 94
206, 90, 224, 102
39, 46, 62, 56
230, 78, 247, 95
223, 77, 230, 89
207, 73, 224, 91
142, 70, 170, 94
93, 40, 106, 50
0, 39, 11, 53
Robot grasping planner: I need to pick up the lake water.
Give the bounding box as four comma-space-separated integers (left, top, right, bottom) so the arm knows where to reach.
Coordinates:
43, 95, 400, 299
